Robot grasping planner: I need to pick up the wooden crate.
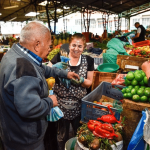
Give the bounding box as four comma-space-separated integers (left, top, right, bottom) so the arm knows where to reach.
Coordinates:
91, 71, 118, 91
117, 55, 149, 72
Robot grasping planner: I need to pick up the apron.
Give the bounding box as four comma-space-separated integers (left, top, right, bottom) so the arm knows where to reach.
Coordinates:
54, 55, 88, 120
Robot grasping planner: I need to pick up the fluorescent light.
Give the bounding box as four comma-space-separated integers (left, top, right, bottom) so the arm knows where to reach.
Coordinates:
8, 17, 17, 21
0, 13, 2, 15
57, 9, 62, 12
4, 5, 18, 9
38, 1, 50, 6
25, 12, 40, 16
54, 1, 60, 3
63, 6, 70, 9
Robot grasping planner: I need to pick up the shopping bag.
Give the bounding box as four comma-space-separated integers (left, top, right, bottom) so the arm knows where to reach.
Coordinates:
47, 90, 64, 122
144, 108, 150, 145
127, 111, 146, 150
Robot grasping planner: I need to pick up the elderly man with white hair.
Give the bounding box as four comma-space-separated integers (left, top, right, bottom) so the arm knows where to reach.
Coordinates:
0, 21, 79, 150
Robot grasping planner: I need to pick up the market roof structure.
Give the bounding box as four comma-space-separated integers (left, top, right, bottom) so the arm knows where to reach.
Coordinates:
0, 0, 150, 22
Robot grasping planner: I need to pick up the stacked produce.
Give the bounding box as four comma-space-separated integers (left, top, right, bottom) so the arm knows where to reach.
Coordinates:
124, 45, 133, 50
122, 70, 150, 102
53, 32, 70, 46
47, 44, 62, 61
77, 110, 124, 150
127, 46, 150, 58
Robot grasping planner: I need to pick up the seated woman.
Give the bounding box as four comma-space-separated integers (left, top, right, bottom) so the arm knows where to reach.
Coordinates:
47, 33, 94, 150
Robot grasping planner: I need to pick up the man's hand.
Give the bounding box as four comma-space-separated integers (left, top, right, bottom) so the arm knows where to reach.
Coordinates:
67, 72, 79, 80
52, 62, 68, 70
48, 95, 58, 107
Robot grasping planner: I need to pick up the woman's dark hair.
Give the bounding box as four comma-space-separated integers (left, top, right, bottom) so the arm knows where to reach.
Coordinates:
69, 33, 86, 49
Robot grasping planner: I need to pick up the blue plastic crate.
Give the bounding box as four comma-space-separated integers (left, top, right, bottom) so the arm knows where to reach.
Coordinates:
81, 82, 123, 123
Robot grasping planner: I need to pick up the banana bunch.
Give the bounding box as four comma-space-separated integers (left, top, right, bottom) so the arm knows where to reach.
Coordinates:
47, 48, 60, 61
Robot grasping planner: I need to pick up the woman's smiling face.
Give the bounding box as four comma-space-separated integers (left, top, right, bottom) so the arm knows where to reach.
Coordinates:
69, 38, 84, 58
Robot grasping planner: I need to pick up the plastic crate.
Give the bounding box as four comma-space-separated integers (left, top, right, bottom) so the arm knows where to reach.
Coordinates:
132, 40, 150, 47
81, 82, 123, 123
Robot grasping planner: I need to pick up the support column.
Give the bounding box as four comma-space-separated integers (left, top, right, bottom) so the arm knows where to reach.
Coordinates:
54, 3, 57, 34
128, 17, 130, 31
46, 3, 51, 32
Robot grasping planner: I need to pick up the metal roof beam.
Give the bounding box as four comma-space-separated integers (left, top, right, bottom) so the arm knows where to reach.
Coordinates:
121, 2, 150, 17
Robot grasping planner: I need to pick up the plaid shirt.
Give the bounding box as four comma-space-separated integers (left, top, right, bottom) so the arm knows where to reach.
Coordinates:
17, 43, 42, 66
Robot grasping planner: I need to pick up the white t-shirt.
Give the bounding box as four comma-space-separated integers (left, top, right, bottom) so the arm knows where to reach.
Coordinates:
69, 55, 81, 66
137, 28, 141, 34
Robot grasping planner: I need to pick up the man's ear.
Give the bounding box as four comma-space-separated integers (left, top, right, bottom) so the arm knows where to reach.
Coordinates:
34, 41, 40, 52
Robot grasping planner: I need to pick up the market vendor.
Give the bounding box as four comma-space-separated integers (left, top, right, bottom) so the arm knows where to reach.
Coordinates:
0, 21, 79, 150
132, 22, 146, 43
47, 33, 94, 150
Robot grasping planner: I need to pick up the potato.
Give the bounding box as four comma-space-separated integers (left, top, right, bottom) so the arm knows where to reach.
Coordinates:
90, 138, 101, 150
114, 132, 123, 142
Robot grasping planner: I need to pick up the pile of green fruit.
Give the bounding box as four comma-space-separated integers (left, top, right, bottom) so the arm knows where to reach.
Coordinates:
47, 48, 60, 61
122, 70, 150, 102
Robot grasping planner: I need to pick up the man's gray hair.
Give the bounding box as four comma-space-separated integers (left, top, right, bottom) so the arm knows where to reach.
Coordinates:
20, 21, 50, 44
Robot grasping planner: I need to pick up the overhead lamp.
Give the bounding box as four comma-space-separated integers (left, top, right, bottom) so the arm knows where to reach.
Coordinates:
38, 1, 50, 6
0, 13, 2, 15
54, 1, 60, 3
63, 6, 70, 9
8, 17, 17, 21
57, 9, 62, 12
4, 5, 18, 9
25, 12, 40, 16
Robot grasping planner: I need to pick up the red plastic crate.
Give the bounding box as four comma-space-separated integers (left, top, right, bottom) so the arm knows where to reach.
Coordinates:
132, 40, 150, 47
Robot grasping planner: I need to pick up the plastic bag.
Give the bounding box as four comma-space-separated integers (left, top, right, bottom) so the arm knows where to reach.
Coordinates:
103, 38, 129, 64
127, 111, 146, 150
47, 90, 64, 122
144, 108, 150, 145
111, 74, 127, 86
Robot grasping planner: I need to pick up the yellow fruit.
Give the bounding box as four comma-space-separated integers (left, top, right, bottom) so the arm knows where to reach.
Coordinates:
93, 101, 97, 104
58, 38, 62, 45
48, 78, 55, 90
54, 39, 58, 46
62, 39, 66, 44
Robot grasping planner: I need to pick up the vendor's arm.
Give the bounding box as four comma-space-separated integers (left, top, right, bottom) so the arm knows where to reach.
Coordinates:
132, 28, 141, 40
132, 33, 140, 40
81, 55, 94, 88
81, 71, 94, 88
